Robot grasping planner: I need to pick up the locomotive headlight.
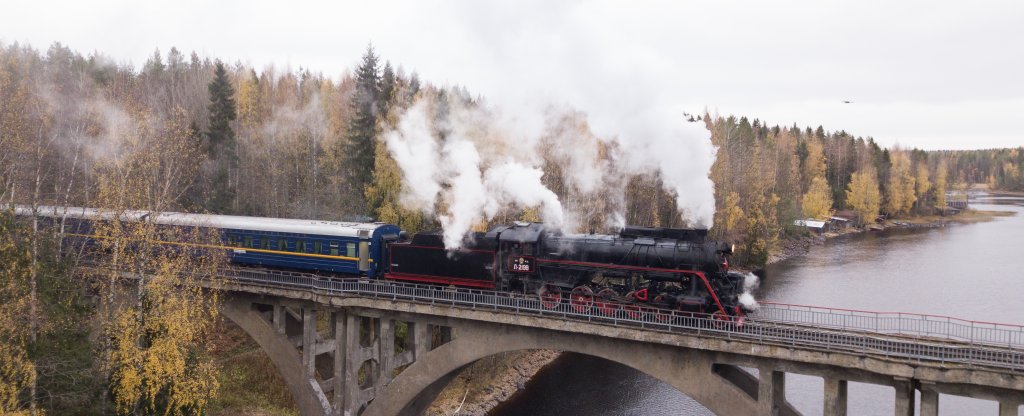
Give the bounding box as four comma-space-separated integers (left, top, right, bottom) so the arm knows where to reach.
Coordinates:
720, 242, 734, 254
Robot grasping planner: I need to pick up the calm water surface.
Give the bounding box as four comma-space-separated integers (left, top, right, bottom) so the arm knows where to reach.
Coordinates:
492, 196, 1024, 416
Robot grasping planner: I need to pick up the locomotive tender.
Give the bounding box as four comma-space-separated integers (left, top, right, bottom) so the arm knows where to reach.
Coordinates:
18, 206, 750, 321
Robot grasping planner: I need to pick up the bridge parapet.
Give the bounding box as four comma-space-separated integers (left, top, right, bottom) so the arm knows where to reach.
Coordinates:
218, 267, 1024, 373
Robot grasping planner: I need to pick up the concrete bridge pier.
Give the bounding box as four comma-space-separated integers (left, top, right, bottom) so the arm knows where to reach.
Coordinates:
758, 366, 788, 415
221, 294, 457, 416
920, 382, 939, 416
1001, 401, 1022, 416
823, 377, 848, 416
894, 378, 916, 416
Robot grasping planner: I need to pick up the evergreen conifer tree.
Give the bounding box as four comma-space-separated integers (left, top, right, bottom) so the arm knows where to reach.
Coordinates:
205, 60, 237, 213
206, 61, 237, 160
343, 45, 382, 212
379, 61, 396, 117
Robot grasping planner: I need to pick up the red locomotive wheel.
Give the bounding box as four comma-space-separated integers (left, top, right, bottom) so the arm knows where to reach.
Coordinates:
539, 285, 561, 310
570, 286, 594, 313
622, 291, 645, 319
595, 289, 618, 316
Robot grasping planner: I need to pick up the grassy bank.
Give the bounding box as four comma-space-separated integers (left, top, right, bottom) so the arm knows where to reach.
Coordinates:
208, 319, 298, 416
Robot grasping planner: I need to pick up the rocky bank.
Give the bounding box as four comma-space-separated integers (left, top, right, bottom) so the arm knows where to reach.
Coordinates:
426, 350, 560, 416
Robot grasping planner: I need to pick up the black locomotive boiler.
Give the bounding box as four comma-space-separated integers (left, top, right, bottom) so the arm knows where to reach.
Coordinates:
385, 222, 750, 322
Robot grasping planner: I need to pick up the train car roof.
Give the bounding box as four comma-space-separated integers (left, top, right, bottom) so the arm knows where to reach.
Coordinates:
15, 205, 390, 238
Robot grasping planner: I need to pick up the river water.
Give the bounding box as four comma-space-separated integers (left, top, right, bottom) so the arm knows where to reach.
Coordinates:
492, 195, 1024, 416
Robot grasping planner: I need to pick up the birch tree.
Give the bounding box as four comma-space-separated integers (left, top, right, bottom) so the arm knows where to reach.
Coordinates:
846, 168, 882, 225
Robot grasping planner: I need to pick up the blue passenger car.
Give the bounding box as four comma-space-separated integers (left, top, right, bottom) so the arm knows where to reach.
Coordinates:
18, 206, 402, 278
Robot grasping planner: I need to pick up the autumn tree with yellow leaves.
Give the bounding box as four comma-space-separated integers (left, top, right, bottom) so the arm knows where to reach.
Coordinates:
934, 161, 948, 210
885, 151, 916, 216
846, 168, 882, 225
915, 163, 932, 213
93, 219, 223, 416
801, 177, 833, 220
0, 212, 37, 415
87, 103, 225, 415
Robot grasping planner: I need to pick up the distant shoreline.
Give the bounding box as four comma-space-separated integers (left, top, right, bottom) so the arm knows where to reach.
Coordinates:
768, 208, 1014, 266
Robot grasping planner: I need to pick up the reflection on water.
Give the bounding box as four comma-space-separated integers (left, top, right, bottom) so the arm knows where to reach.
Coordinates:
490, 353, 710, 416
762, 202, 1024, 322
493, 199, 1023, 416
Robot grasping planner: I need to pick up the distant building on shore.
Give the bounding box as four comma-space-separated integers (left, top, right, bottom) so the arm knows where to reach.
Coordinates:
793, 218, 829, 234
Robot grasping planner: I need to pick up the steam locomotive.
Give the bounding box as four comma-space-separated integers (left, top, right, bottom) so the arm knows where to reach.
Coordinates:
17, 206, 750, 321
389, 222, 750, 321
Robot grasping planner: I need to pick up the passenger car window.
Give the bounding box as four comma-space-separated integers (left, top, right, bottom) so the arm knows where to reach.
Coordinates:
346, 242, 356, 257
278, 239, 287, 251
314, 241, 322, 254
244, 236, 252, 248
261, 237, 269, 249
330, 242, 339, 256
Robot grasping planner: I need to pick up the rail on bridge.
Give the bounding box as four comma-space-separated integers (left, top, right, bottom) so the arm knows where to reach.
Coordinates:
195, 267, 1024, 416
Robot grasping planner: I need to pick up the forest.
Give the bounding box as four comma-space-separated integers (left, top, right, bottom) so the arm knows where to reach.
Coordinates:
1, 41, 1023, 414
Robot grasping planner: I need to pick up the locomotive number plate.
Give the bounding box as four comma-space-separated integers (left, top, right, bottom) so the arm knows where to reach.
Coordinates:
509, 256, 535, 273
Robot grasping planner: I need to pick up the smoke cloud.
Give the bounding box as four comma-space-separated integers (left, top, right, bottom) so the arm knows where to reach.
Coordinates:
739, 272, 761, 310
384, 93, 714, 249
386, 99, 567, 248
378, 4, 720, 248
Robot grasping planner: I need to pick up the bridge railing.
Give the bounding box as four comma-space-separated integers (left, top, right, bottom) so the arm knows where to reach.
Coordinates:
755, 302, 1024, 348
215, 267, 1024, 372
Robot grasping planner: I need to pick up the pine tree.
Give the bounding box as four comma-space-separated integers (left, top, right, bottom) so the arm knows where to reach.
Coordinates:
205, 61, 237, 213
343, 45, 382, 212
379, 61, 396, 117
206, 61, 236, 160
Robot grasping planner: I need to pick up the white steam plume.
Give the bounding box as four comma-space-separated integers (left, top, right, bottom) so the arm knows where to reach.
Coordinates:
384, 100, 442, 212
437, 139, 488, 248
739, 272, 761, 310
482, 161, 563, 227
384, 93, 716, 248
386, 101, 566, 249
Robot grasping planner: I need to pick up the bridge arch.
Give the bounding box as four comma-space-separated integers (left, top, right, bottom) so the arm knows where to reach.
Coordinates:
221, 296, 333, 416
363, 321, 760, 416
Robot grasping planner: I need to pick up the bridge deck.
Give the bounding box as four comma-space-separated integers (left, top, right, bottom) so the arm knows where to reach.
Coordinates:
215, 267, 1024, 373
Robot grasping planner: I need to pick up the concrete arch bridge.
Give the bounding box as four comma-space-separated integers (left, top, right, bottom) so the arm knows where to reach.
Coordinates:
209, 268, 1024, 416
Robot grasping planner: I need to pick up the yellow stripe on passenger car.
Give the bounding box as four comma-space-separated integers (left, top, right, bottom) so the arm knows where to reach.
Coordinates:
64, 232, 370, 262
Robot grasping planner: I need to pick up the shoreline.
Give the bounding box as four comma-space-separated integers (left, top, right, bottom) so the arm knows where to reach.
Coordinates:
427, 350, 560, 416
768, 208, 1013, 265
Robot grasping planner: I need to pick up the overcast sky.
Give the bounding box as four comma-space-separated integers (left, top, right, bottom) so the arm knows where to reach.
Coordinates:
3, 0, 1022, 150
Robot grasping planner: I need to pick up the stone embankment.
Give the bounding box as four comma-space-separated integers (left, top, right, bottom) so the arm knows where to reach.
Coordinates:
427, 350, 559, 416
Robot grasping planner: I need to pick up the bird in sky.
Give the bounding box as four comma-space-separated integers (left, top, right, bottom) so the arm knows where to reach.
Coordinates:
842, 100, 853, 104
